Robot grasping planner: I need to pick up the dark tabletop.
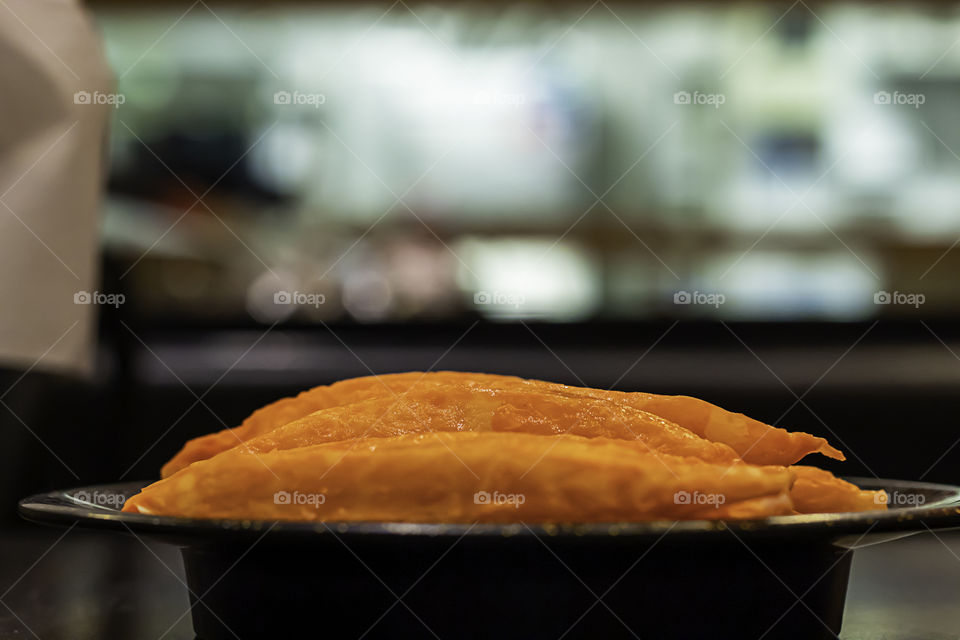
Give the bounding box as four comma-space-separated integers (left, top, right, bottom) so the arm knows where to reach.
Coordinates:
2, 525, 959, 640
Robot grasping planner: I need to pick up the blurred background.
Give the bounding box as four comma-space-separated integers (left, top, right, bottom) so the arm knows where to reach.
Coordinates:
7, 0, 960, 513
101, 3, 960, 324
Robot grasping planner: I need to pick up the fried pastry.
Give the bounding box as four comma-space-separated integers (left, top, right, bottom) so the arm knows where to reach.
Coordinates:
210, 383, 741, 467
457, 374, 843, 466
126, 432, 795, 522
160, 371, 439, 477
136, 372, 882, 522
789, 465, 885, 514
161, 371, 841, 476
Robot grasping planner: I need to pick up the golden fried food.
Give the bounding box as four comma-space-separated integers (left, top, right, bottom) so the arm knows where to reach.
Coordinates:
211, 385, 743, 473
596, 392, 843, 466
789, 465, 885, 514
126, 432, 795, 522
161, 371, 841, 476
160, 372, 436, 477
459, 374, 843, 466
135, 372, 884, 522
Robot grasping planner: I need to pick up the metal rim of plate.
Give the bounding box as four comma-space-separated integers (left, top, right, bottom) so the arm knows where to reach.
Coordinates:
18, 477, 960, 544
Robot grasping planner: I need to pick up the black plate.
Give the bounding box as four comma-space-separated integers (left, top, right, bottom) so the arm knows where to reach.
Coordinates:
19, 479, 960, 640
17, 478, 960, 544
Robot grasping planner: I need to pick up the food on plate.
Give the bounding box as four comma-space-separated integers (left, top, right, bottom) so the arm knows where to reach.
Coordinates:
789, 465, 886, 514
466, 374, 843, 466
128, 372, 882, 522
161, 371, 840, 476
200, 384, 742, 464
126, 432, 795, 522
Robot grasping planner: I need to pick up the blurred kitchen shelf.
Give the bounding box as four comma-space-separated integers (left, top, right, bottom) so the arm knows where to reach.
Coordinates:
107, 321, 960, 391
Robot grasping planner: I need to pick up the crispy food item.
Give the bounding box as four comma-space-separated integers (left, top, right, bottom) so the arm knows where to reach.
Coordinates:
230, 384, 741, 469
789, 466, 885, 514
160, 372, 436, 477
125, 432, 795, 522
136, 372, 881, 522
161, 371, 842, 476
459, 374, 844, 466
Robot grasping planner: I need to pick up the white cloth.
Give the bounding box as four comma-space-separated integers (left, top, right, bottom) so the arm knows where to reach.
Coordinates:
0, 0, 112, 377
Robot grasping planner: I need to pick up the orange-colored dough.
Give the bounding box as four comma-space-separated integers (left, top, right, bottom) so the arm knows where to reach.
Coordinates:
789, 465, 886, 514
457, 374, 843, 466
230, 383, 741, 467
162, 372, 842, 476
127, 432, 795, 523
